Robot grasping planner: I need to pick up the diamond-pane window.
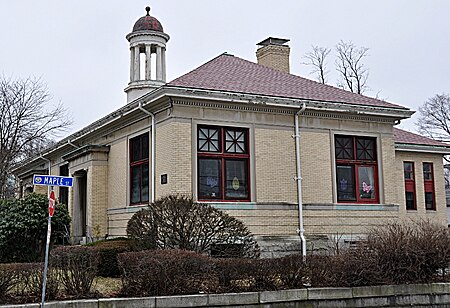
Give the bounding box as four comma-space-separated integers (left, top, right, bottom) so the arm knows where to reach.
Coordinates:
335, 135, 378, 204
356, 138, 375, 160
225, 129, 246, 153
197, 125, 250, 202
335, 137, 353, 159
198, 127, 220, 152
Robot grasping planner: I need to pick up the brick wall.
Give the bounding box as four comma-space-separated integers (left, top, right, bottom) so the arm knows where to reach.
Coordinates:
300, 131, 333, 204
256, 45, 290, 73
255, 127, 296, 203
395, 151, 448, 226
107, 140, 128, 209
87, 165, 108, 236
155, 120, 192, 198
380, 135, 398, 204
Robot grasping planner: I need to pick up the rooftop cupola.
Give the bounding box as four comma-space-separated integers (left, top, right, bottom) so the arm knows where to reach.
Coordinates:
124, 6, 170, 102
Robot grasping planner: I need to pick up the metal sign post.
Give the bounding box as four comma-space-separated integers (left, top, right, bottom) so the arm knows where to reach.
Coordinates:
33, 175, 73, 308
41, 189, 54, 307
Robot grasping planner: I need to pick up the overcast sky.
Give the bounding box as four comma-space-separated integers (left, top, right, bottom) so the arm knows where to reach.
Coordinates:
1, 1, 449, 138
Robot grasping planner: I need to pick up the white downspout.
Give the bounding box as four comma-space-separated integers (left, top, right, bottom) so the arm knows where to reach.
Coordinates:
138, 102, 155, 204
294, 103, 307, 258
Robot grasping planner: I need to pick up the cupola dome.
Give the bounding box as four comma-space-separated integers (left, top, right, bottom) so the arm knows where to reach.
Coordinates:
132, 7, 163, 32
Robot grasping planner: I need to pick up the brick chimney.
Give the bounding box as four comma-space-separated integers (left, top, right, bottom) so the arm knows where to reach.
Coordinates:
256, 37, 290, 74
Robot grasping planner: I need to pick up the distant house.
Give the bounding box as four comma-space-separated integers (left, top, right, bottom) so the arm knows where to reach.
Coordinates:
13, 7, 450, 256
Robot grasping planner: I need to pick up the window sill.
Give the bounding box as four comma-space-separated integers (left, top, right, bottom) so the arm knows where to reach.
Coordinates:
304, 203, 399, 211
107, 204, 149, 215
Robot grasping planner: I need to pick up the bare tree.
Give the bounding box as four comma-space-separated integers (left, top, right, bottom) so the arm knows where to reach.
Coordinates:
302, 45, 331, 84
335, 40, 369, 94
418, 94, 450, 189
418, 93, 450, 142
0, 76, 71, 199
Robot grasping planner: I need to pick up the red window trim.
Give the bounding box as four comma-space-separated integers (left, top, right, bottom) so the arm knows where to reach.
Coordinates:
403, 161, 417, 210
197, 125, 250, 202
129, 133, 149, 206
423, 162, 436, 211
335, 135, 379, 204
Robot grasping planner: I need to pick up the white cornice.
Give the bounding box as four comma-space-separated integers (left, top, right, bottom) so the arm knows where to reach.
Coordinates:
395, 144, 450, 154
164, 86, 414, 120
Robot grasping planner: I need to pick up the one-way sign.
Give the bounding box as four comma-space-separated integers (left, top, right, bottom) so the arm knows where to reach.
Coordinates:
33, 175, 74, 187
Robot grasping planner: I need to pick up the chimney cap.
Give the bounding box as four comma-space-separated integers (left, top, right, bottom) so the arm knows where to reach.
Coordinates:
257, 37, 290, 47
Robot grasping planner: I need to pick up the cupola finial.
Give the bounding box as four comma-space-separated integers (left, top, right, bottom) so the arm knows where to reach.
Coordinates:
145, 6, 150, 16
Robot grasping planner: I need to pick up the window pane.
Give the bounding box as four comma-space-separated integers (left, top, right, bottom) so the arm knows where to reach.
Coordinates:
198, 159, 221, 199
225, 160, 248, 199
335, 137, 354, 160
425, 192, 434, 210
405, 192, 415, 210
142, 134, 149, 159
358, 166, 376, 200
131, 137, 141, 162
403, 162, 413, 180
423, 163, 432, 172
131, 165, 141, 204
356, 138, 376, 161
423, 163, 433, 180
336, 165, 356, 201
198, 127, 220, 152
225, 129, 246, 153
142, 163, 149, 202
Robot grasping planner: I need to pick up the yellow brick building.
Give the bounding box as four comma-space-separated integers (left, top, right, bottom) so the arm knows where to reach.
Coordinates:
13, 8, 450, 257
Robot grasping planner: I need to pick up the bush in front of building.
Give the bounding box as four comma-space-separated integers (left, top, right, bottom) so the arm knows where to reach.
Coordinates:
118, 249, 216, 296
364, 220, 450, 285
308, 220, 450, 287
85, 238, 131, 277
126, 195, 260, 258
0, 263, 19, 303
118, 249, 309, 296
50, 246, 100, 297
0, 193, 71, 263
0, 263, 59, 304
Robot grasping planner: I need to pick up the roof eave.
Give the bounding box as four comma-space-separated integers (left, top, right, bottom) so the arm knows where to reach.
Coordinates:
165, 85, 414, 119
12, 86, 171, 174
395, 143, 450, 154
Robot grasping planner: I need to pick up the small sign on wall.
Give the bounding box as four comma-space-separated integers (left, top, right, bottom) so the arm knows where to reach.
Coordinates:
161, 174, 168, 184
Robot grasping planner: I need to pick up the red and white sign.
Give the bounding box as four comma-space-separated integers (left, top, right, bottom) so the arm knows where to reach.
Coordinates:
48, 190, 56, 217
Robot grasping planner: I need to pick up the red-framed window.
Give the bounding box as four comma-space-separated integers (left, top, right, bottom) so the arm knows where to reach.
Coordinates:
130, 133, 149, 205
423, 162, 435, 210
197, 125, 250, 201
335, 135, 379, 203
403, 161, 416, 210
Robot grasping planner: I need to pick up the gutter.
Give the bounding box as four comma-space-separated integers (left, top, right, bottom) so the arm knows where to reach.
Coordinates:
165, 86, 414, 118
395, 143, 450, 155
294, 103, 307, 259
138, 102, 156, 204
67, 140, 80, 149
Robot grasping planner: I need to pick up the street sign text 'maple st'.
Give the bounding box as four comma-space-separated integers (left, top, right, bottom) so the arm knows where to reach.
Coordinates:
33, 175, 74, 187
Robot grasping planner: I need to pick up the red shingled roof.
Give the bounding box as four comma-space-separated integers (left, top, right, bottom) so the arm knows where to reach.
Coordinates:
168, 53, 408, 109
393, 128, 450, 147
